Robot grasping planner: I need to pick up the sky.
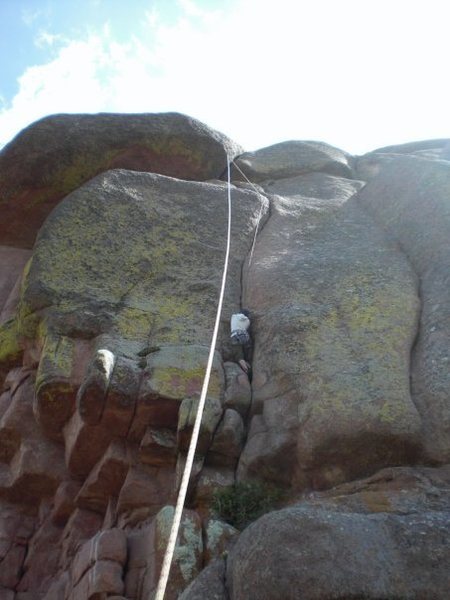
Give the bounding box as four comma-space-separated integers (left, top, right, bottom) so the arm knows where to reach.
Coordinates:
0, 0, 449, 155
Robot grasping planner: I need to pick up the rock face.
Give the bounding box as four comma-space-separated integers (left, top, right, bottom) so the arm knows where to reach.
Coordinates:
240, 173, 422, 490
0, 113, 449, 599
184, 466, 450, 600
232, 140, 352, 182
355, 155, 450, 463
0, 112, 242, 248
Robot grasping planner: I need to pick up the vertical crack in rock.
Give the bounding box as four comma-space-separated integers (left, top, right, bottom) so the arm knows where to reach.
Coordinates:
407, 275, 423, 419
222, 554, 231, 600
237, 185, 272, 311
236, 192, 273, 475
205, 188, 272, 493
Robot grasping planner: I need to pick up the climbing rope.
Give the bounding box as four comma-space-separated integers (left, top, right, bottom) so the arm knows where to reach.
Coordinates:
154, 156, 233, 600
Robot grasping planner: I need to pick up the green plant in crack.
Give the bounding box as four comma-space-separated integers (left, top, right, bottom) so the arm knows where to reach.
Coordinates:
212, 481, 284, 530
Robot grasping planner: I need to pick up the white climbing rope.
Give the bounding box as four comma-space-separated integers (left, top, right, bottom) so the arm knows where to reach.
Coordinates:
153, 156, 233, 600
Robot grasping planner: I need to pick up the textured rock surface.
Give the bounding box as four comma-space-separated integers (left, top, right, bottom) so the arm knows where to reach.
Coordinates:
240, 173, 422, 490
13, 169, 264, 450
0, 247, 31, 380
370, 137, 450, 156
125, 505, 203, 599
0, 247, 31, 323
232, 140, 352, 182
226, 483, 450, 599
182, 466, 450, 600
0, 113, 450, 599
0, 112, 242, 248
179, 559, 228, 600
356, 155, 450, 462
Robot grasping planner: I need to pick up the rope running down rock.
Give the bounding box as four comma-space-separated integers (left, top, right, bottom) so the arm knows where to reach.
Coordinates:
153, 156, 233, 600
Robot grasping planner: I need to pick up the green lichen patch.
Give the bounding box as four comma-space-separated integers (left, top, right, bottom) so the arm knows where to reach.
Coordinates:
145, 346, 224, 402
204, 518, 239, 562
35, 331, 75, 389
33, 331, 77, 436
156, 505, 203, 583
0, 318, 22, 372
298, 272, 420, 429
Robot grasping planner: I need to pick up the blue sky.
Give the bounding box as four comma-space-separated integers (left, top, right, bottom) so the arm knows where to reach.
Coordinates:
1, 0, 450, 154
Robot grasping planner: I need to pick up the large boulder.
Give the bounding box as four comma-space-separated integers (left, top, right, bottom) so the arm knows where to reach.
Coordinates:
262, 171, 364, 200
239, 172, 422, 490
231, 140, 352, 183
356, 155, 450, 462
182, 466, 450, 600
17, 170, 264, 345
0, 112, 243, 248
227, 506, 450, 599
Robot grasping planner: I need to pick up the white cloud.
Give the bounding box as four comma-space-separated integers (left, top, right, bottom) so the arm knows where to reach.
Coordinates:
34, 30, 66, 49
177, 0, 205, 18
2, 0, 450, 153
0, 35, 110, 146
21, 7, 43, 27
144, 8, 160, 29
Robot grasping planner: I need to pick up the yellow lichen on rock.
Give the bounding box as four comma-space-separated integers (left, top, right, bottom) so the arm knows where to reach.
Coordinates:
0, 318, 22, 368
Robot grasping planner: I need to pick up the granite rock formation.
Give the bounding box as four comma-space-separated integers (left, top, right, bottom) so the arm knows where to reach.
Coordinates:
0, 113, 449, 599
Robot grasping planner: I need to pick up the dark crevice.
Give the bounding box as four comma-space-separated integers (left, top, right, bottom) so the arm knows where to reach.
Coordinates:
17, 540, 29, 585
238, 190, 272, 310
117, 270, 155, 307
200, 519, 208, 570
408, 278, 423, 416
124, 390, 139, 442
187, 187, 272, 490
222, 553, 231, 600
125, 320, 157, 440
202, 404, 227, 478
232, 194, 274, 481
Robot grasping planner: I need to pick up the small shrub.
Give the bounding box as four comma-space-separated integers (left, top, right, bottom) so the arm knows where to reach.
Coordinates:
212, 481, 283, 529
